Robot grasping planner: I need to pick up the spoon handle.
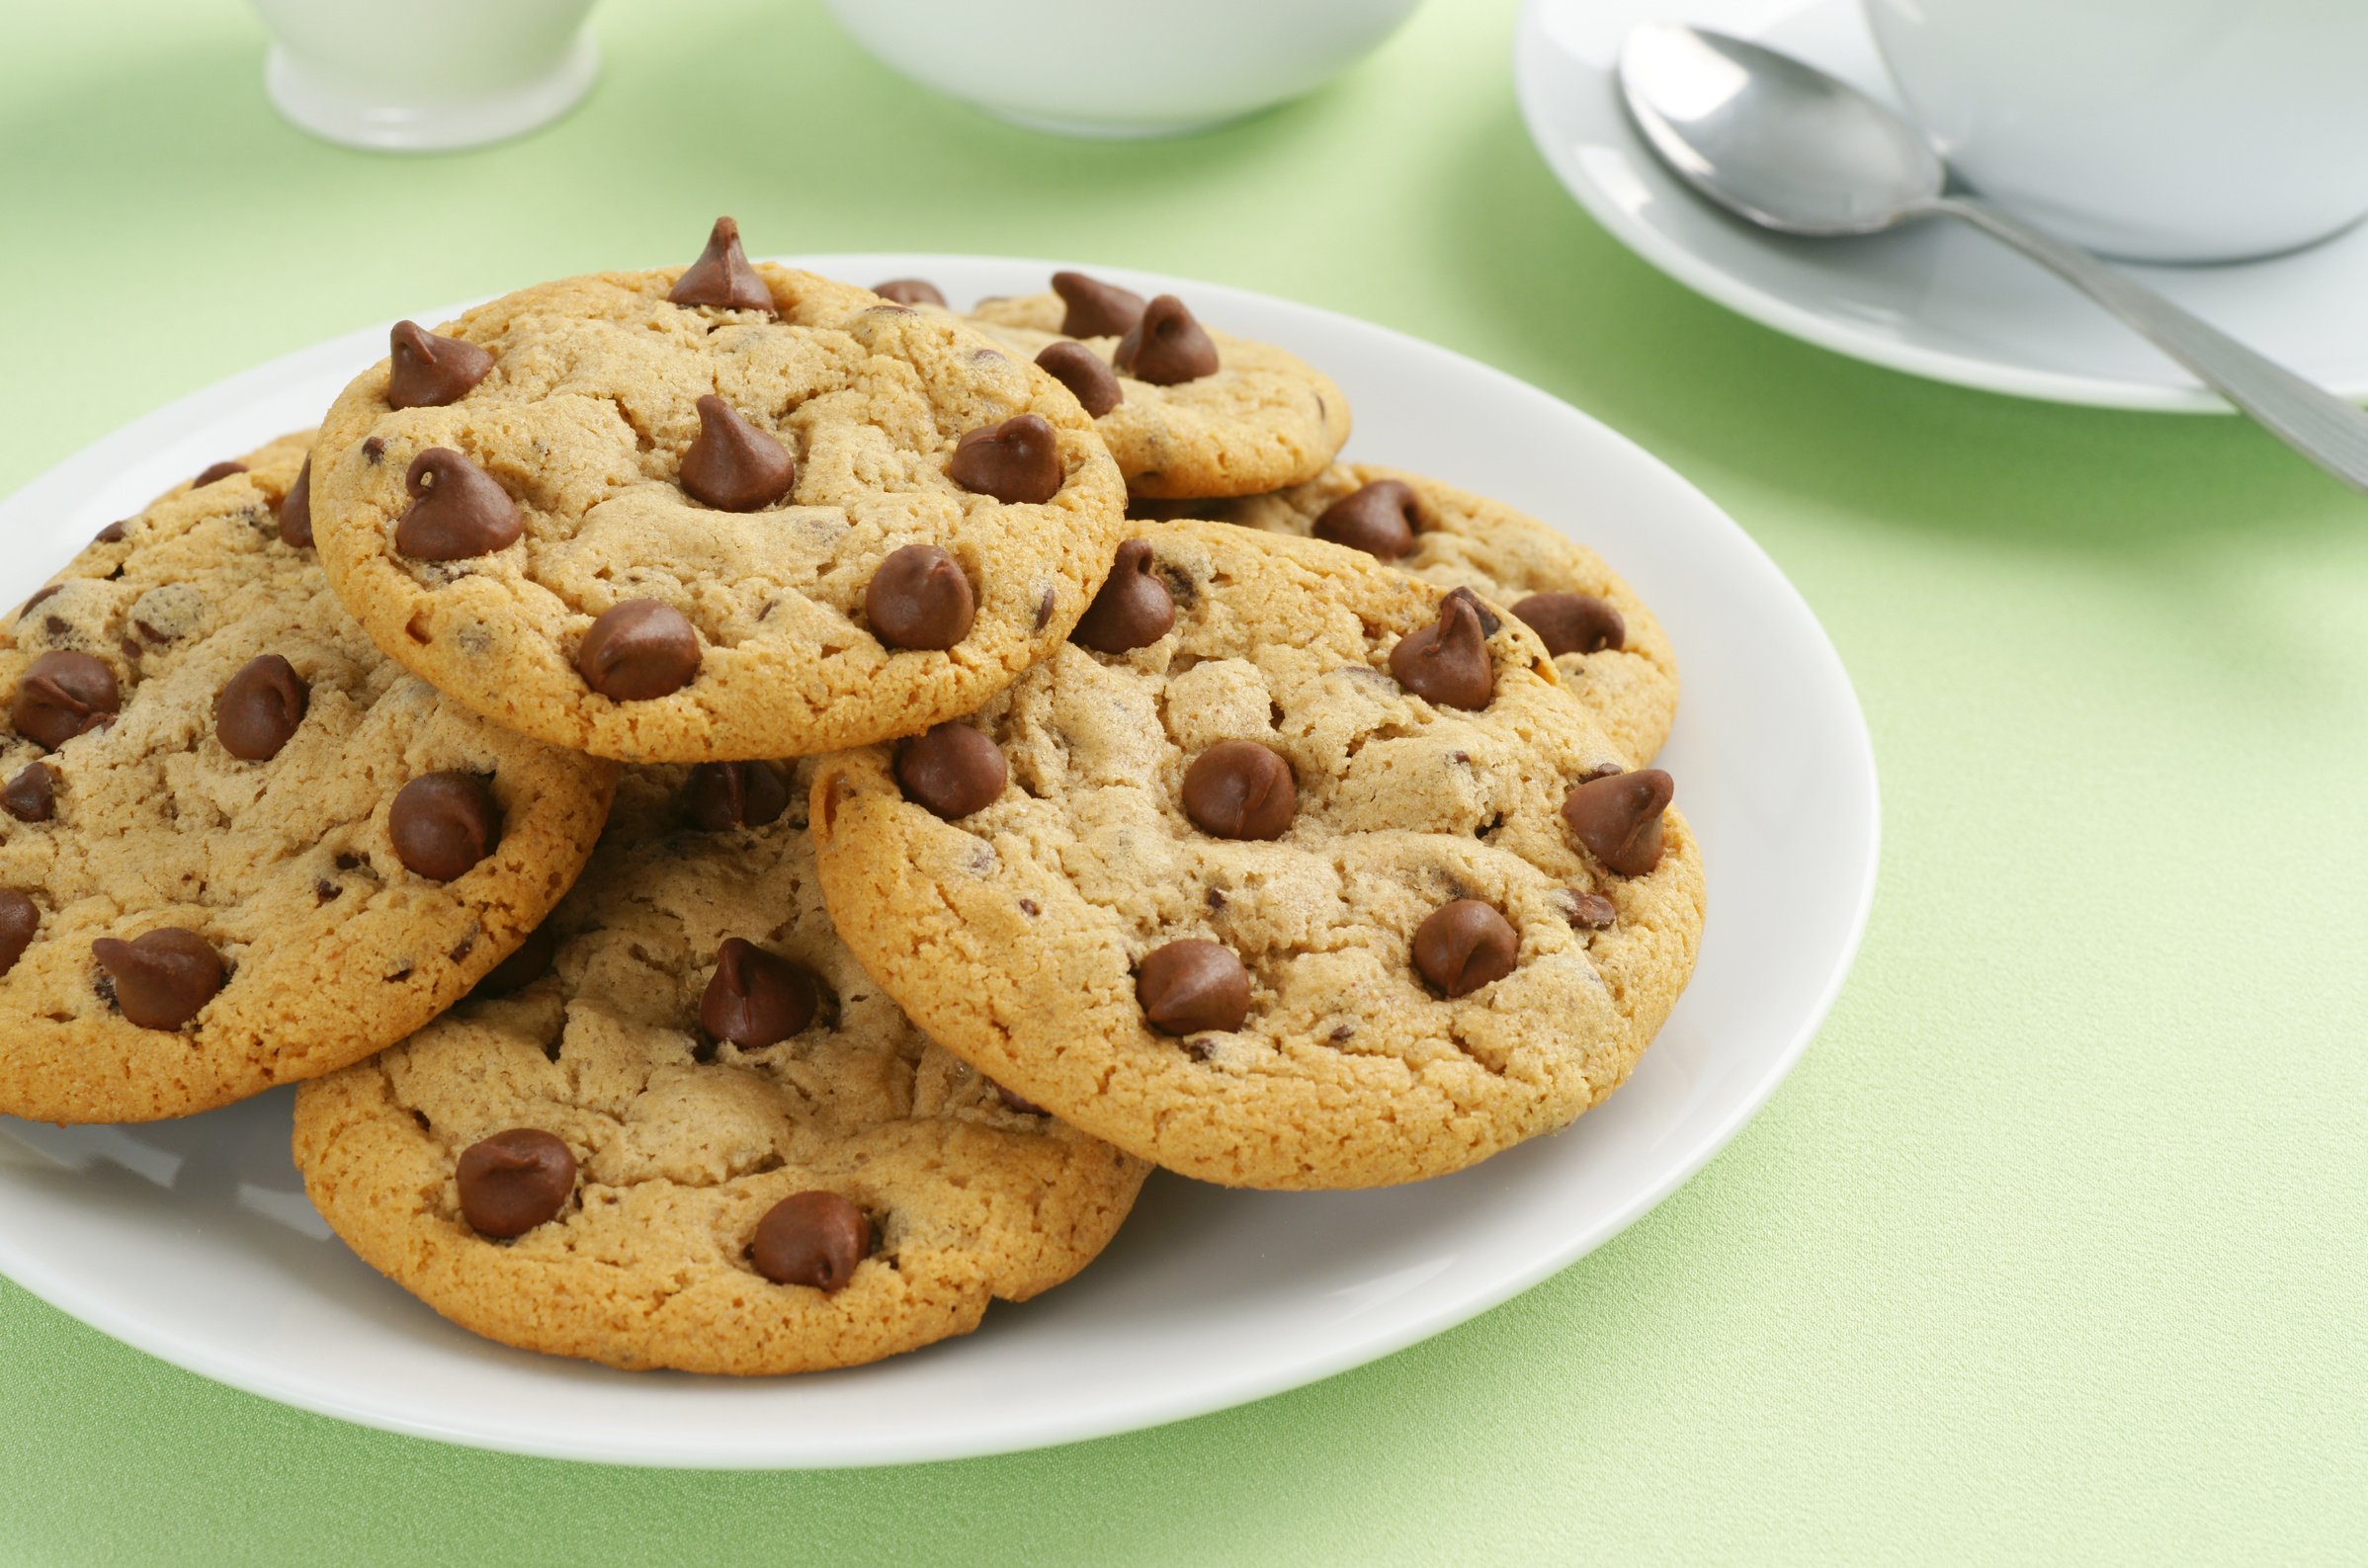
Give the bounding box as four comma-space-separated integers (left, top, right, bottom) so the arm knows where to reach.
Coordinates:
1927, 195, 2368, 493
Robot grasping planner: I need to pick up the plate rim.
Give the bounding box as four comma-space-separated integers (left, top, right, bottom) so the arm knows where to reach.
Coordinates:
0, 253, 1881, 1467
1510, 0, 2368, 414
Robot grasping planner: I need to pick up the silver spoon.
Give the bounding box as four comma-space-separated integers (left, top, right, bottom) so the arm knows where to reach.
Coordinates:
1617, 22, 2368, 493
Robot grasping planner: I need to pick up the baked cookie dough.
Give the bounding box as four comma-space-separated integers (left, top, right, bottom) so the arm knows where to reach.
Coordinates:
293, 762, 1148, 1374
309, 219, 1129, 763
965, 271, 1350, 500
1162, 464, 1679, 763
809, 521, 1705, 1190
0, 434, 613, 1123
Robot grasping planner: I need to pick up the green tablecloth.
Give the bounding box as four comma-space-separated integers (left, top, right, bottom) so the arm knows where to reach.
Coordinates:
3, 2, 2362, 1562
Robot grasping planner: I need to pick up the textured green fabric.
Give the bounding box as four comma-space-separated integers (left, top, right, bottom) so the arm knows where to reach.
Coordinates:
2, 1, 2363, 1562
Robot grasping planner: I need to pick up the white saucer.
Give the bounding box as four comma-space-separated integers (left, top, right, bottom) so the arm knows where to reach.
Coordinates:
0, 257, 1877, 1467
1515, 0, 2368, 411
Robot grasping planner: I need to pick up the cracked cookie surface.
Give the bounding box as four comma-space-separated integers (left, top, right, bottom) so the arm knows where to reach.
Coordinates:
293, 763, 1147, 1374
809, 521, 1704, 1190
311, 264, 1128, 762
969, 289, 1349, 500
0, 435, 613, 1122
1167, 464, 1680, 763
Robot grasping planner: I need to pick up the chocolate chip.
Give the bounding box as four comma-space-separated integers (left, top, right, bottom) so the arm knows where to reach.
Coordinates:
3, 763, 53, 823
385, 320, 495, 409
865, 543, 975, 650
680, 394, 795, 511
1113, 295, 1220, 385
680, 761, 790, 832
0, 889, 35, 976
1512, 592, 1625, 657
995, 1083, 1045, 1114
751, 1191, 872, 1291
456, 1129, 575, 1238
471, 921, 557, 998
1562, 769, 1672, 876
1447, 585, 1502, 635
12, 651, 119, 749
700, 937, 821, 1049
193, 461, 247, 488
1314, 479, 1419, 561
1136, 940, 1251, 1034
575, 600, 701, 700
1070, 538, 1175, 654
362, 437, 385, 463
895, 722, 1006, 819
90, 928, 222, 1030
1182, 740, 1296, 841
388, 771, 501, 881
1035, 341, 1123, 418
1389, 590, 1494, 709
93, 521, 127, 544
1564, 890, 1617, 930
1412, 900, 1519, 998
1052, 270, 1146, 338
872, 278, 946, 307
668, 216, 774, 312
393, 449, 522, 561
214, 654, 308, 762
279, 456, 314, 547
16, 586, 59, 624
949, 414, 1062, 505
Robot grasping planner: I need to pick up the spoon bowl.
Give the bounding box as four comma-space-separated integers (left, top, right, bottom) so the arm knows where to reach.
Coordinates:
1619, 22, 1943, 237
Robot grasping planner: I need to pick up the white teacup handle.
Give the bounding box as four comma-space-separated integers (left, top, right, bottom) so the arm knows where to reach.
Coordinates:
1922, 195, 2368, 494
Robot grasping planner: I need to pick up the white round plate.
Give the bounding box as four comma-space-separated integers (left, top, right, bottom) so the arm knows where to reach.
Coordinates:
0, 256, 1877, 1467
1515, 0, 2368, 411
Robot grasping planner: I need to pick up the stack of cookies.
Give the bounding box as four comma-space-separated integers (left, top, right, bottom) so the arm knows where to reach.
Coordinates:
0, 220, 1704, 1374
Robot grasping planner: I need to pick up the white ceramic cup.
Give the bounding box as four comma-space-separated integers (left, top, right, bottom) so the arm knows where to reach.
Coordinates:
1863, 0, 2368, 263
822, 0, 1426, 138
250, 0, 602, 153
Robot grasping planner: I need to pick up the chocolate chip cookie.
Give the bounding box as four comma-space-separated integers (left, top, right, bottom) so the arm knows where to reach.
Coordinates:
0, 435, 613, 1123
308, 219, 1129, 763
293, 763, 1147, 1373
963, 271, 1351, 500
1158, 465, 1680, 763
808, 521, 1705, 1190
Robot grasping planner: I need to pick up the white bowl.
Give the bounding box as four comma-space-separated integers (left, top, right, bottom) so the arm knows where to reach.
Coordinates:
250, 0, 601, 153
822, 0, 1427, 138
